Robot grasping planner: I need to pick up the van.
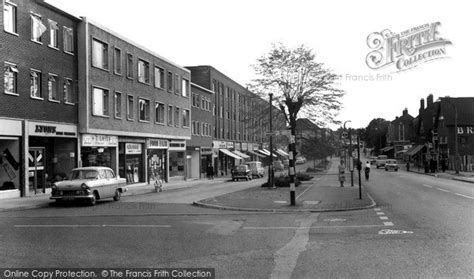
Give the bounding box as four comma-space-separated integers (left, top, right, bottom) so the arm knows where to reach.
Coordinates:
246, 161, 265, 178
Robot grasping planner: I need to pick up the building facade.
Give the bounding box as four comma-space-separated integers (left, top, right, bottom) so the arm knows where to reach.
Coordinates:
1, 0, 79, 198
77, 18, 191, 183
386, 108, 415, 158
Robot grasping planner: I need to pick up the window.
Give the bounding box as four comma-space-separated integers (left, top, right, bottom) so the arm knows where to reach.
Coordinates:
155, 102, 165, 124
174, 107, 180, 127
114, 92, 122, 118
196, 121, 200, 135
48, 20, 59, 48
154, 67, 164, 89
92, 39, 108, 69
64, 79, 73, 103
138, 59, 150, 83
63, 27, 74, 54
138, 98, 150, 122
4, 63, 18, 94
167, 105, 173, 126
127, 95, 134, 120
48, 75, 58, 101
182, 109, 190, 127
167, 72, 173, 92
126, 53, 133, 78
191, 121, 196, 135
174, 74, 180, 94
31, 14, 46, 43
92, 87, 109, 116
182, 78, 189, 97
114, 48, 122, 75
201, 96, 205, 109
30, 70, 42, 99
4, 2, 17, 34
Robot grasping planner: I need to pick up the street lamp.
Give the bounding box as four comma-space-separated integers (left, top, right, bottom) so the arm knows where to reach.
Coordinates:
268, 93, 275, 188
344, 121, 354, 186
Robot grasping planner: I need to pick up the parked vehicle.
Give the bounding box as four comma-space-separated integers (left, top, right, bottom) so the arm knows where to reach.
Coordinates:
375, 155, 388, 168
246, 161, 265, 178
295, 156, 306, 164
385, 159, 399, 171
50, 167, 127, 206
368, 156, 377, 165
231, 165, 252, 181
272, 160, 285, 172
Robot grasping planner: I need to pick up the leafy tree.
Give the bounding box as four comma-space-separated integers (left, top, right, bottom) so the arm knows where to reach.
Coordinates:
300, 136, 336, 167
364, 118, 390, 153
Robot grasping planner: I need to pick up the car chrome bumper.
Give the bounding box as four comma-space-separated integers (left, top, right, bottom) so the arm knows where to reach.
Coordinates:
50, 194, 94, 201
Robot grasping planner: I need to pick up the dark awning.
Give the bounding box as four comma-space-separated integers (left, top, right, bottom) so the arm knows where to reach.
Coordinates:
405, 145, 424, 156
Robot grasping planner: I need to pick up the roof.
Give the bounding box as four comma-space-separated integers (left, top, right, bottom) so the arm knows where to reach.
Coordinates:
438, 97, 474, 126
296, 118, 320, 131
72, 166, 112, 171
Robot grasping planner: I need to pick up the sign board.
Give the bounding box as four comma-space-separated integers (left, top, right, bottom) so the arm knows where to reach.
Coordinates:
82, 134, 118, 147
147, 139, 169, 149
213, 141, 227, 149
29, 121, 77, 138
125, 143, 142, 154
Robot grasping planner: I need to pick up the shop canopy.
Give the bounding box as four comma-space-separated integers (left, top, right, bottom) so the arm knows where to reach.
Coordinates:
232, 150, 250, 159
275, 149, 289, 157
219, 149, 242, 160
258, 149, 278, 157
247, 150, 265, 158
405, 145, 424, 156
380, 146, 394, 153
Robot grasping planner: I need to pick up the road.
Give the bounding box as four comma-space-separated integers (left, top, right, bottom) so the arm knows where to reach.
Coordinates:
0, 162, 472, 278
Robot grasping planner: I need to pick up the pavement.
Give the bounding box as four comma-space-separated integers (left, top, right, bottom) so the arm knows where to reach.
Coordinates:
398, 164, 474, 184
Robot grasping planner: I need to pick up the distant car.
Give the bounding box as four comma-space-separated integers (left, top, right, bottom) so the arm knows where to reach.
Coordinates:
385, 159, 399, 171
246, 161, 265, 178
272, 160, 285, 172
295, 156, 306, 164
50, 167, 127, 206
231, 165, 252, 181
375, 155, 388, 168
368, 156, 377, 165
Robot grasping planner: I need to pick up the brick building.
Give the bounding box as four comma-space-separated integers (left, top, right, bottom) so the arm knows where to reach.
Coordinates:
77, 18, 191, 183
386, 108, 415, 158
1, 0, 79, 198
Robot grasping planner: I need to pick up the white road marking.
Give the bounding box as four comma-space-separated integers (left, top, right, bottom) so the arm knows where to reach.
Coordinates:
383, 222, 394, 226
376, 212, 385, 215
374, 208, 381, 211
422, 184, 433, 188
271, 213, 319, 279
379, 216, 389, 220
244, 224, 385, 230
296, 185, 313, 199
323, 218, 346, 222
437, 188, 450, 193
14, 224, 171, 228
454, 193, 474, 200
378, 229, 413, 235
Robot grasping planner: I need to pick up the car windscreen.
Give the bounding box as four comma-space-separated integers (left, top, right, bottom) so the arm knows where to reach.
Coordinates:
71, 170, 99, 180
235, 166, 247, 171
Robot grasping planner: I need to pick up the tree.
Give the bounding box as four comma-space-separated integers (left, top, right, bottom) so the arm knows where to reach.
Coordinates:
300, 136, 336, 167
364, 118, 390, 153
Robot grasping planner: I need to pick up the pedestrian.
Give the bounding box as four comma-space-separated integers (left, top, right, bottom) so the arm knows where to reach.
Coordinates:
206, 164, 214, 180
364, 161, 370, 181
406, 161, 410, 172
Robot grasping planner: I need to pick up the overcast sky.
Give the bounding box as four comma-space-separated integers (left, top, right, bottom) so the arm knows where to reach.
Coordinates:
46, 0, 473, 129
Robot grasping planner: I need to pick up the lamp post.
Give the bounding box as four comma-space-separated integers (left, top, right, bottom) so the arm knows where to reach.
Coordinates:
268, 93, 275, 188
344, 121, 353, 186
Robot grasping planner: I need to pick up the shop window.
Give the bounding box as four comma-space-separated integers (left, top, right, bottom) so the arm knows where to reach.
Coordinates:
48, 20, 59, 49
138, 98, 150, 122
63, 27, 74, 54
92, 38, 108, 69
48, 75, 58, 102
4, 63, 18, 95
4, 2, 17, 34
92, 87, 109, 116
31, 13, 46, 43
30, 70, 42, 99
155, 102, 165, 124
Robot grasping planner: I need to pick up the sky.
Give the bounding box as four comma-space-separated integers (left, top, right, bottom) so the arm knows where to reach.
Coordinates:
47, 0, 473, 129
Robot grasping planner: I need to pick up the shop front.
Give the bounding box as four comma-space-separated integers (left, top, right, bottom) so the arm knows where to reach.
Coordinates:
169, 140, 186, 180
80, 134, 118, 172
119, 141, 145, 184
200, 147, 213, 178
28, 121, 78, 195
186, 146, 200, 180
147, 138, 168, 183
0, 119, 22, 198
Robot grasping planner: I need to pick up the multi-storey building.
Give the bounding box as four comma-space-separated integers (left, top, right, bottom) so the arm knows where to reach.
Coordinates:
386, 108, 415, 158
77, 18, 191, 183
187, 65, 286, 175
187, 82, 214, 179
1, 0, 79, 198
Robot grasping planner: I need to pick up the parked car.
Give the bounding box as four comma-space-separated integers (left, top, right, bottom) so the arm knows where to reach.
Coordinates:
273, 160, 285, 172
246, 161, 265, 178
50, 167, 127, 206
385, 159, 399, 171
295, 156, 306, 164
375, 155, 388, 168
231, 165, 252, 181
368, 156, 377, 165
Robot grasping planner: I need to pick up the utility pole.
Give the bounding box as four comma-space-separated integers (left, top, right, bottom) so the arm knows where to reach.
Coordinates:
349, 128, 354, 187
357, 134, 362, 199
454, 102, 459, 174
268, 93, 274, 188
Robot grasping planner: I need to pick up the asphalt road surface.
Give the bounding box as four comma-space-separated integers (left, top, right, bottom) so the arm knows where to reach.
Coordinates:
0, 164, 472, 278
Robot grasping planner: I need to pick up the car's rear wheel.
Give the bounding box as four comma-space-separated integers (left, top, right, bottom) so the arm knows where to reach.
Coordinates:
113, 189, 121, 201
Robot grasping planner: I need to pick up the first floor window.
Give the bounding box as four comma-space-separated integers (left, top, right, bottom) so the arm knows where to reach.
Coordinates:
174, 107, 180, 127
4, 63, 18, 94
191, 121, 196, 135
92, 87, 109, 116
64, 79, 73, 103
48, 75, 58, 101
30, 70, 42, 98
114, 92, 122, 118
138, 98, 150, 122
155, 102, 165, 124
167, 105, 173, 126
182, 109, 190, 127
127, 95, 134, 120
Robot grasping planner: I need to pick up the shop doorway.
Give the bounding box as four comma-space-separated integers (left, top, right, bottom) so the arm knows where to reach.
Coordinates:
28, 147, 46, 194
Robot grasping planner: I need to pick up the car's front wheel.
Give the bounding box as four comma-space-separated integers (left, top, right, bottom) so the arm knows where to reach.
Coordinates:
113, 189, 121, 201
89, 192, 98, 206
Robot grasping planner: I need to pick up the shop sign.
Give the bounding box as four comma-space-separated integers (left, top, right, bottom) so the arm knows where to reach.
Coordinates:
147, 139, 169, 149
28, 121, 77, 138
82, 134, 118, 147
226, 141, 234, 149
457, 126, 474, 135
201, 147, 213, 155
234, 142, 241, 150
0, 119, 22, 136
169, 140, 186, 150
126, 143, 142, 154
242, 142, 248, 151
213, 141, 226, 149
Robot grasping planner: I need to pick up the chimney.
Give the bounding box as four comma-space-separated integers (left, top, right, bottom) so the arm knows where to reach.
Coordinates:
427, 94, 434, 107
420, 98, 425, 110
403, 108, 408, 116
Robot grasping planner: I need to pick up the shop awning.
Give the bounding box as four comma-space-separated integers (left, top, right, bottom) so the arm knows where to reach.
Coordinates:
258, 149, 278, 157
232, 150, 250, 159
275, 149, 289, 157
405, 145, 424, 156
247, 150, 265, 158
380, 146, 394, 153
219, 149, 242, 160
